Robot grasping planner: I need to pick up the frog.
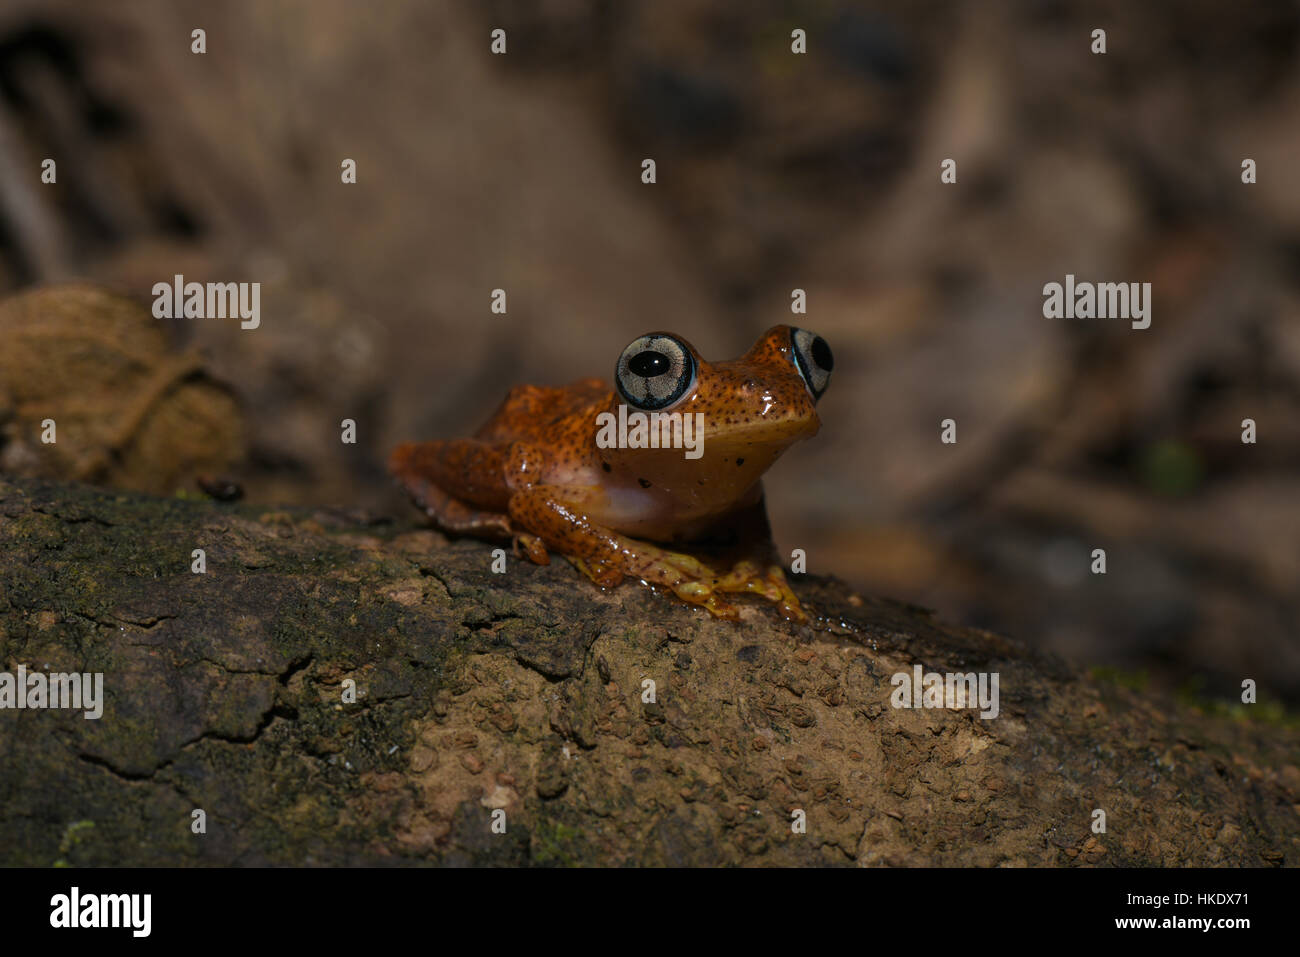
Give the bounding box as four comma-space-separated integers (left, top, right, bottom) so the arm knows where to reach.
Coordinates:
389, 324, 833, 621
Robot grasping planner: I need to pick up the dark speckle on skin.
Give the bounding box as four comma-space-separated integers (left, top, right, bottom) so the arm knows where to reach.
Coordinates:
736, 457, 745, 466
638, 478, 652, 488
602, 462, 612, 472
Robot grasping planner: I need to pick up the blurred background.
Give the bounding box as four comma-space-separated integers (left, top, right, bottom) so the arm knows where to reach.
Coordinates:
0, 0, 1296, 705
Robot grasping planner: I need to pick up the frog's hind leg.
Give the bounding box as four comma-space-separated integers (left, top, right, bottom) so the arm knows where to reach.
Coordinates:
389, 440, 513, 539
412, 478, 514, 539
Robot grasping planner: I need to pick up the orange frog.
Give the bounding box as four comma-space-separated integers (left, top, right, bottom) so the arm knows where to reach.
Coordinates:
389, 325, 833, 620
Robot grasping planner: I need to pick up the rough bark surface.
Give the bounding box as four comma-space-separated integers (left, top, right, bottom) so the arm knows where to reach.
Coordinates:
0, 476, 1295, 867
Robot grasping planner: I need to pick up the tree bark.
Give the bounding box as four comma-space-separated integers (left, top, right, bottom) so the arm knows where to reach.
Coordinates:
0, 475, 1294, 866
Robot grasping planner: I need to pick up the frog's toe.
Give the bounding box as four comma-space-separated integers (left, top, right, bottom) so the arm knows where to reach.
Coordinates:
710, 560, 781, 600
514, 534, 550, 565
766, 566, 808, 622
673, 580, 740, 620
702, 593, 741, 621
569, 556, 624, 588
654, 551, 715, 581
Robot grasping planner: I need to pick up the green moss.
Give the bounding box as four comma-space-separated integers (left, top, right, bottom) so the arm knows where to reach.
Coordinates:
1139, 440, 1204, 497
1089, 666, 1149, 692
530, 817, 589, 866
53, 819, 96, 866
1176, 676, 1297, 728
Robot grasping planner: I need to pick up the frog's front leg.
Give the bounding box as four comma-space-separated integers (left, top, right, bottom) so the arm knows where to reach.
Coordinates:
506, 484, 802, 621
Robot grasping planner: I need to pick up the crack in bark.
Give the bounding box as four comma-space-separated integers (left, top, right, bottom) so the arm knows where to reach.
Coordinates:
76, 703, 297, 783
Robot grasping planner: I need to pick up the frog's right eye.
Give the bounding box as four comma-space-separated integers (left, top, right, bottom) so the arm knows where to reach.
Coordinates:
615, 333, 696, 411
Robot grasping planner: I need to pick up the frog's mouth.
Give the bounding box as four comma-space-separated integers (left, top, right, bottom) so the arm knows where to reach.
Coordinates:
704, 413, 820, 451
596, 405, 818, 469
695, 426, 818, 481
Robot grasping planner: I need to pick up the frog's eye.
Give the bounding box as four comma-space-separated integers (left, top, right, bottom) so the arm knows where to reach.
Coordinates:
790, 327, 833, 400
615, 333, 696, 411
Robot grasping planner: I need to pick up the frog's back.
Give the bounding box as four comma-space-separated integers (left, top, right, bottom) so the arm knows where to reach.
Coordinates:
474, 378, 611, 444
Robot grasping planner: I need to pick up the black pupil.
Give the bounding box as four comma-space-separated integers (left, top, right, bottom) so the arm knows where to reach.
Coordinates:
629, 350, 670, 378
811, 336, 833, 372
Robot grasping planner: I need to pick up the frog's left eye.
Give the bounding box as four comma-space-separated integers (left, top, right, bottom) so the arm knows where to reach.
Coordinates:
615, 333, 696, 411
790, 327, 833, 400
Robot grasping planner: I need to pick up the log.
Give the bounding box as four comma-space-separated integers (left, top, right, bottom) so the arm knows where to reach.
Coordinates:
0, 475, 1294, 866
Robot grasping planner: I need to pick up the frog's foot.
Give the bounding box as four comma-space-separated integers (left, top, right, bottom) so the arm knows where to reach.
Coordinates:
575, 549, 798, 622
572, 549, 734, 614
706, 560, 808, 623
596, 547, 741, 620
640, 552, 804, 622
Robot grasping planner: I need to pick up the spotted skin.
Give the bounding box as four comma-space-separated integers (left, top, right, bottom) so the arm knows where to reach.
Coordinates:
389, 325, 831, 620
